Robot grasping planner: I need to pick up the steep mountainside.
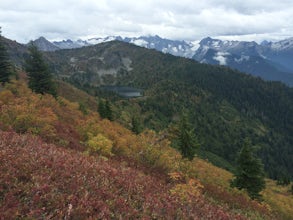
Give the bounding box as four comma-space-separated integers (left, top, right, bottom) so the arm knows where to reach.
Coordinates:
193, 37, 293, 86
264, 37, 293, 72
44, 41, 293, 180
2, 81, 283, 219
3, 131, 231, 219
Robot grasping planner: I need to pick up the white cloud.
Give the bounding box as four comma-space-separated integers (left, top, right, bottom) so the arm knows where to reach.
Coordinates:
213, 52, 230, 65
0, 0, 293, 43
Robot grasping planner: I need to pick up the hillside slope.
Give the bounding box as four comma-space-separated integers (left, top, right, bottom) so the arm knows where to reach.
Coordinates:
2, 131, 244, 219
2, 37, 28, 67
44, 41, 293, 180
1, 81, 283, 219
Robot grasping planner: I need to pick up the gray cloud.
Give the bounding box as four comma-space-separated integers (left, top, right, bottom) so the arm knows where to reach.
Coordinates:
1, 0, 293, 43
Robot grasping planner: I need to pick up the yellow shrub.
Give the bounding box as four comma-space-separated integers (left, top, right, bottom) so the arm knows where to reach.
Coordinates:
154, 146, 181, 172
170, 178, 204, 203
134, 130, 182, 172
87, 133, 114, 157
0, 90, 15, 104
263, 180, 293, 220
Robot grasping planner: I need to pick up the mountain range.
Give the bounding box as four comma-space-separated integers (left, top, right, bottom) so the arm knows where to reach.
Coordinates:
193, 37, 293, 86
32, 35, 198, 58
31, 35, 293, 86
3, 36, 293, 180
2, 34, 293, 219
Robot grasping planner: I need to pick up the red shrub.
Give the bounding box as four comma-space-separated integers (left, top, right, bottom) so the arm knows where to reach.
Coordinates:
0, 131, 248, 219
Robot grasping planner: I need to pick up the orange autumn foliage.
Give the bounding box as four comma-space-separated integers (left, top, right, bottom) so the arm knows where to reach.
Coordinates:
0, 80, 287, 219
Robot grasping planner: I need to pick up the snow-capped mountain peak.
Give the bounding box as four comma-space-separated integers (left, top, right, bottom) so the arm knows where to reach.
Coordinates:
192, 37, 293, 86
52, 39, 89, 49
87, 36, 123, 45
49, 35, 198, 58
270, 37, 293, 51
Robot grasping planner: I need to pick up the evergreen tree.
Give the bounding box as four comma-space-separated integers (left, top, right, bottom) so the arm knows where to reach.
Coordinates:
25, 43, 57, 97
105, 100, 113, 121
98, 99, 113, 121
78, 102, 88, 115
131, 116, 143, 134
175, 113, 200, 160
0, 27, 12, 84
98, 99, 107, 119
231, 139, 266, 200
277, 175, 291, 186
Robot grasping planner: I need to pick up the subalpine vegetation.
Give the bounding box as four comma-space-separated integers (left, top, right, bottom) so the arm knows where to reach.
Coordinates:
0, 79, 292, 219
0, 35, 292, 219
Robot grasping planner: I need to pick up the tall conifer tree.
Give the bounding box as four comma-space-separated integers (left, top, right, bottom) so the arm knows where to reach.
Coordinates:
25, 43, 57, 97
176, 113, 200, 160
231, 138, 265, 200
131, 116, 143, 134
0, 27, 12, 84
105, 100, 113, 121
98, 99, 107, 119
98, 99, 113, 121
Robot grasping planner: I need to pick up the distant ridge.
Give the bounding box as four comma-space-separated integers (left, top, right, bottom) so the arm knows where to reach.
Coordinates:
49, 35, 198, 58
193, 37, 293, 86
29, 35, 293, 86
30, 36, 60, 51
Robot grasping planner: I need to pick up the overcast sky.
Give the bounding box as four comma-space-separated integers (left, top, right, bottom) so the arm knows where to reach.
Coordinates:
1, 0, 293, 43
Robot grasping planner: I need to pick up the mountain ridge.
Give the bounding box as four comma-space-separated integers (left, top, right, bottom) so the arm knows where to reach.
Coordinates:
30, 35, 293, 86
33, 35, 198, 58
193, 37, 293, 86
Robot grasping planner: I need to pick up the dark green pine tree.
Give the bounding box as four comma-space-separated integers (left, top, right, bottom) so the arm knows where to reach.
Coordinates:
105, 100, 113, 121
0, 27, 12, 84
98, 99, 107, 119
78, 102, 88, 115
177, 113, 200, 160
131, 116, 143, 134
98, 99, 113, 121
231, 138, 266, 200
25, 43, 57, 97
